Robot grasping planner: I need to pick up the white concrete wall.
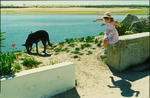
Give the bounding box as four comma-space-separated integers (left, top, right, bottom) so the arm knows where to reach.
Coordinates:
0, 62, 75, 98
107, 32, 150, 72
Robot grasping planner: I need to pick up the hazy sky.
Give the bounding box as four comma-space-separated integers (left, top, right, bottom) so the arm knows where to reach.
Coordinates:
1, 0, 149, 6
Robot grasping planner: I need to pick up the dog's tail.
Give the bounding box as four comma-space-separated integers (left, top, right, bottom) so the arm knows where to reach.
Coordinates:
47, 36, 52, 47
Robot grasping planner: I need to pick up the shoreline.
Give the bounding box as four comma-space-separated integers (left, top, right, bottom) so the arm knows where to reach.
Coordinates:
1, 8, 148, 14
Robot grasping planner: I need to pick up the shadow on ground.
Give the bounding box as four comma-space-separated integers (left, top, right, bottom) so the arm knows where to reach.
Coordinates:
51, 87, 80, 98
108, 76, 140, 97
108, 60, 149, 97
0, 74, 16, 80
28, 52, 52, 57
109, 59, 150, 82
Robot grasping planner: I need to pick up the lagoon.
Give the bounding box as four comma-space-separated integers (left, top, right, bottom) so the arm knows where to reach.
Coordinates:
1, 14, 147, 52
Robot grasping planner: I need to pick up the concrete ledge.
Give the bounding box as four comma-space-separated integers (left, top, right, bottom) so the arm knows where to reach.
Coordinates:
107, 32, 150, 72
0, 62, 75, 98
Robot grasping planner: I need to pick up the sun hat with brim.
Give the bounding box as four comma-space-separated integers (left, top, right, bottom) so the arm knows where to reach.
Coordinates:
103, 12, 113, 18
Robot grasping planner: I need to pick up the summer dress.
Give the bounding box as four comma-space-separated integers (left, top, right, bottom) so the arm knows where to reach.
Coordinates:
104, 22, 119, 44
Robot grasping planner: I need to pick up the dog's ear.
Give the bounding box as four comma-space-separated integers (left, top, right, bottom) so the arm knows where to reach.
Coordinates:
22, 44, 26, 46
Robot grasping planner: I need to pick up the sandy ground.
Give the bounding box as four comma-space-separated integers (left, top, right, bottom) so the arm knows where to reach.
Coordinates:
18, 35, 149, 98
1, 8, 147, 14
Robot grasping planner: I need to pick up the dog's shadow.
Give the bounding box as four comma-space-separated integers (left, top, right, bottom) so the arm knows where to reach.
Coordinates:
28, 52, 52, 57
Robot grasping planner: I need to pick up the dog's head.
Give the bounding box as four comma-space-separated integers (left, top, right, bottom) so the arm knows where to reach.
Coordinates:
22, 43, 31, 53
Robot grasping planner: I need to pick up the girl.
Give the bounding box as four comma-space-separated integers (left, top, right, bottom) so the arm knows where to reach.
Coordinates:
93, 12, 121, 54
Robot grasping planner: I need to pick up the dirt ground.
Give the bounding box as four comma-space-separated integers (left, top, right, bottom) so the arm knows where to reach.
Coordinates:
19, 36, 149, 98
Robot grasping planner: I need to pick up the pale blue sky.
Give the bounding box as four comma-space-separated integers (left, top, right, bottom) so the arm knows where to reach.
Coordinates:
1, 0, 149, 6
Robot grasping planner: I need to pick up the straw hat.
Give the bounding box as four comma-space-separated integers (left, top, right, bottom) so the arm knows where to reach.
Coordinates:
103, 12, 113, 18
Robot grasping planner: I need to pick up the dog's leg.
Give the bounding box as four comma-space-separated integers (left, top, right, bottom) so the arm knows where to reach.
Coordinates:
42, 41, 46, 54
29, 46, 32, 52
36, 43, 39, 54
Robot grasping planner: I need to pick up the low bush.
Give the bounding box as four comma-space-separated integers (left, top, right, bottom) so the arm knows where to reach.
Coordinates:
54, 47, 62, 52
68, 43, 75, 47
78, 37, 85, 42
97, 40, 103, 47
58, 42, 65, 47
73, 55, 79, 59
115, 22, 131, 36
0, 52, 20, 75
75, 47, 80, 51
65, 38, 75, 43
21, 57, 41, 68
99, 32, 104, 35
86, 51, 93, 55
85, 36, 95, 42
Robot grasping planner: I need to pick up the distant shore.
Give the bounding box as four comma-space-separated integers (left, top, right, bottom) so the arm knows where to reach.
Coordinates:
1, 8, 148, 14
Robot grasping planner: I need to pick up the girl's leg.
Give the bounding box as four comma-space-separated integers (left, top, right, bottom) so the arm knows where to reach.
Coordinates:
104, 39, 107, 49
104, 39, 107, 54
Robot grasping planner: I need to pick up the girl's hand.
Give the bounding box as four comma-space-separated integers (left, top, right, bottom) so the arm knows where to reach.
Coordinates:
114, 21, 121, 27
93, 20, 97, 22
93, 19, 103, 22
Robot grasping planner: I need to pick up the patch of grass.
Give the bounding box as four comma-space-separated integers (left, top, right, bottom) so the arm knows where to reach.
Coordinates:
85, 36, 95, 43
75, 47, 80, 51
58, 41, 65, 47
71, 51, 80, 54
21, 57, 41, 69
73, 55, 79, 59
95, 38, 99, 44
86, 51, 93, 55
11, 63, 21, 73
80, 42, 91, 50
65, 38, 75, 44
61, 47, 69, 52
84, 43, 91, 47
78, 37, 85, 42
68, 43, 75, 47
99, 32, 104, 35
75, 80, 78, 86
97, 40, 103, 47
54, 47, 62, 52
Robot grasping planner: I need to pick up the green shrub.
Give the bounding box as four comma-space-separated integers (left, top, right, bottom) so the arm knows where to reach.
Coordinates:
115, 22, 131, 36
65, 38, 75, 43
75, 47, 80, 51
22, 57, 41, 68
73, 55, 79, 59
0, 52, 18, 75
71, 51, 80, 54
81, 44, 85, 50
85, 36, 95, 42
84, 43, 91, 47
54, 47, 62, 52
11, 63, 21, 73
58, 42, 65, 46
99, 32, 104, 35
95, 38, 98, 44
61, 47, 68, 52
97, 40, 103, 47
86, 51, 93, 55
78, 37, 85, 42
68, 43, 75, 47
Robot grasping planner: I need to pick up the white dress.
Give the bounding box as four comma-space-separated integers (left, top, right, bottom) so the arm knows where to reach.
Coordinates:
104, 22, 119, 44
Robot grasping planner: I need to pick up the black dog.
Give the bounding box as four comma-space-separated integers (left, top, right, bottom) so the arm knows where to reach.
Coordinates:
22, 30, 52, 54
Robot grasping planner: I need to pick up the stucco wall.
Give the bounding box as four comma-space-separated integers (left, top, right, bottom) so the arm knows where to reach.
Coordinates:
0, 62, 75, 98
107, 32, 149, 72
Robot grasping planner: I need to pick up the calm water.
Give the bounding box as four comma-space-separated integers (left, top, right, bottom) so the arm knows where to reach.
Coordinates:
1, 14, 147, 52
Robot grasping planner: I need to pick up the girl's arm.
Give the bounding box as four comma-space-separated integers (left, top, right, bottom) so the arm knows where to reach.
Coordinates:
114, 21, 121, 27
93, 19, 104, 22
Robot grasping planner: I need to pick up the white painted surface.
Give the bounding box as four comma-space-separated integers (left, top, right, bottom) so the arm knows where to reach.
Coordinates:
0, 62, 75, 98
